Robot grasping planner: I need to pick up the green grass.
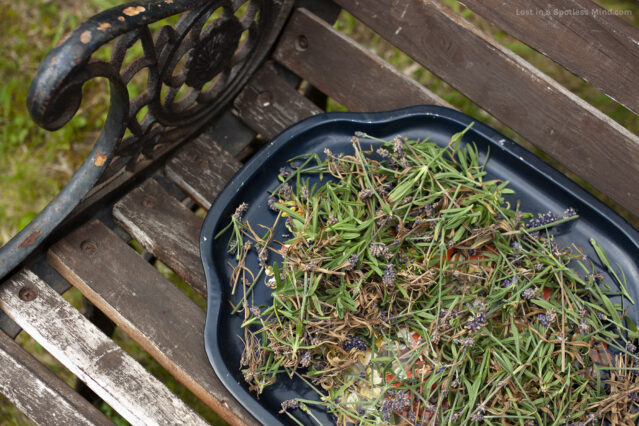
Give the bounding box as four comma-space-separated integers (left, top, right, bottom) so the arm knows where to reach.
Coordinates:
1, 0, 638, 423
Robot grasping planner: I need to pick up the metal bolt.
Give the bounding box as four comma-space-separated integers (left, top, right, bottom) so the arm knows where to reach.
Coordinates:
295, 34, 308, 51
194, 156, 208, 167
257, 91, 272, 107
81, 240, 97, 254
142, 196, 156, 208
19, 287, 37, 302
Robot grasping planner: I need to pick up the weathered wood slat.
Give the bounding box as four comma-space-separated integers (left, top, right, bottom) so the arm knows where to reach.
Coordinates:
0, 270, 207, 426
334, 0, 639, 218
165, 134, 242, 210
460, 0, 639, 115
273, 9, 449, 112
113, 178, 206, 296
202, 110, 258, 158
0, 330, 112, 426
47, 220, 256, 426
233, 61, 323, 139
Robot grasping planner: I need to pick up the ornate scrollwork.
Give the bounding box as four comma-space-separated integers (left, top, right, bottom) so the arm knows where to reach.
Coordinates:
185, 17, 244, 89
0, 0, 293, 280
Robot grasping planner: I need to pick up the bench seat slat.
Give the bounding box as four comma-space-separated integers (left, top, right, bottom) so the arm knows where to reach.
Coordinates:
47, 220, 255, 426
461, 0, 639, 115
0, 270, 206, 426
113, 178, 206, 296
334, 0, 639, 218
273, 9, 450, 111
234, 61, 323, 139
165, 134, 242, 211
0, 330, 112, 426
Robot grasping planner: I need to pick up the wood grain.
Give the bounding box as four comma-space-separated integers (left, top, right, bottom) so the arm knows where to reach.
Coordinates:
165, 134, 242, 210
233, 61, 323, 139
113, 178, 206, 296
0, 269, 207, 426
47, 220, 256, 426
460, 0, 639, 115
0, 330, 112, 426
334, 0, 639, 218
273, 9, 449, 111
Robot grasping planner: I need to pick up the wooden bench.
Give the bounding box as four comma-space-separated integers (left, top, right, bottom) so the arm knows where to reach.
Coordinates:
1, 0, 638, 424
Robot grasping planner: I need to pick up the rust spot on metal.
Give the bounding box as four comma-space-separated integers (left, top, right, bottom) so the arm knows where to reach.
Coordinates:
19, 230, 42, 248
80, 30, 92, 44
97, 22, 111, 31
123, 6, 145, 16
94, 152, 107, 166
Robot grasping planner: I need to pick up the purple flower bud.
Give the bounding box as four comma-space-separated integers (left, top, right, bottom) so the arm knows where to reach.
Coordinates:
342, 335, 367, 351
537, 314, 549, 327
232, 202, 248, 221
280, 399, 299, 413
467, 313, 487, 332
383, 264, 396, 286
521, 286, 538, 300
563, 207, 577, 218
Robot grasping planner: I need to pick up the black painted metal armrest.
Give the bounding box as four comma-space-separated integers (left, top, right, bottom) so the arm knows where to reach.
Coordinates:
0, 0, 293, 280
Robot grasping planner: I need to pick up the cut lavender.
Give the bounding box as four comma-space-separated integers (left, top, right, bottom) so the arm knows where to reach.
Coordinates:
222, 128, 636, 425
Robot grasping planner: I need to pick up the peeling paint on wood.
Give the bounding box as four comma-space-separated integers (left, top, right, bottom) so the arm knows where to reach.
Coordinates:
0, 269, 208, 426
47, 221, 255, 425
0, 331, 111, 425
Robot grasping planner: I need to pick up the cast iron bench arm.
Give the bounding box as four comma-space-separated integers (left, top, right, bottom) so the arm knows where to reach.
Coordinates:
0, 0, 293, 280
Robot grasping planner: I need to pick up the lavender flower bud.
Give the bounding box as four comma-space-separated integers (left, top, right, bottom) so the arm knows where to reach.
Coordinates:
376, 147, 390, 158
537, 314, 549, 327
279, 399, 300, 413
521, 286, 538, 300
578, 320, 591, 334
358, 188, 374, 201
232, 202, 248, 221
383, 264, 396, 286
267, 195, 278, 211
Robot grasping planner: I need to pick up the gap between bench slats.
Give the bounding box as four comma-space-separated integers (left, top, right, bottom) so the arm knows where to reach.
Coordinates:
0, 270, 207, 426
329, 0, 639, 218
460, 0, 639, 115
273, 9, 449, 111
0, 330, 112, 426
47, 220, 255, 426
113, 178, 207, 297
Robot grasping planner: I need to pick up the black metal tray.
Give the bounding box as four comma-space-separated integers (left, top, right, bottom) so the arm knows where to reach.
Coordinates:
200, 105, 639, 425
